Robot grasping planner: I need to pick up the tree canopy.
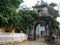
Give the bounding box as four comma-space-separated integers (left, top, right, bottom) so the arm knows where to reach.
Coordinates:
0, 0, 23, 32
47, 3, 59, 29
0, 0, 59, 33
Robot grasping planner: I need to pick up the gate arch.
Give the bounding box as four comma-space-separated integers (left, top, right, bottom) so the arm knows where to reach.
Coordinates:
33, 21, 45, 40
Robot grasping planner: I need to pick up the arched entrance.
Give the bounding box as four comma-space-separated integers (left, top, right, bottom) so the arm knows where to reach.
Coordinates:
28, 17, 51, 40
34, 21, 45, 40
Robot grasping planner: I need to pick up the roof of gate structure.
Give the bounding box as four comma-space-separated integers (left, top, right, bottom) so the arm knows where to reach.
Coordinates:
33, 0, 47, 8
33, 5, 47, 8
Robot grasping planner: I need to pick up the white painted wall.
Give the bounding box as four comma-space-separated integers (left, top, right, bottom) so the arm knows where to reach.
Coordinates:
0, 33, 27, 42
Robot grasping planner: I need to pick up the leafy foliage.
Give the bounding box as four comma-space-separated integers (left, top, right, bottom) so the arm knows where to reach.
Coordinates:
48, 3, 59, 18
48, 3, 59, 29
18, 8, 35, 33
0, 0, 23, 32
0, 0, 59, 33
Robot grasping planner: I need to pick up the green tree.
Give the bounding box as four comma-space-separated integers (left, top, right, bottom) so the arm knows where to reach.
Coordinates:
18, 7, 34, 33
0, 0, 23, 32
48, 3, 59, 29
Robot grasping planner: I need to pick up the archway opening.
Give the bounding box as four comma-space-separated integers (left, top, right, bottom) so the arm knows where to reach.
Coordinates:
34, 22, 45, 40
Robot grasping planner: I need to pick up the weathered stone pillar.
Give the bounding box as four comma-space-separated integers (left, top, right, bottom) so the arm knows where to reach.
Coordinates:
34, 29, 36, 40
